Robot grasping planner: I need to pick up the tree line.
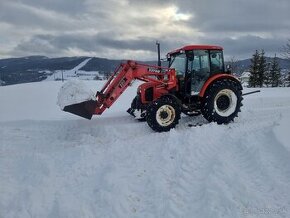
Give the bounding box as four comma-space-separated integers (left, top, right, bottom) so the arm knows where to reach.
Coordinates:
248, 50, 284, 87
246, 40, 290, 88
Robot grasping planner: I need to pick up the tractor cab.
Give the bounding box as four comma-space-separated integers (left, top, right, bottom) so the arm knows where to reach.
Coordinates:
167, 45, 225, 96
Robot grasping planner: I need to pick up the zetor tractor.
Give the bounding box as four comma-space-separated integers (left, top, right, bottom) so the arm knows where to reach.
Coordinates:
62, 45, 243, 132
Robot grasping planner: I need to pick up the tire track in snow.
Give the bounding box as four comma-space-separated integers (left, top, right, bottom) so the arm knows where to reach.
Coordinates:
156, 100, 290, 218
221, 128, 290, 217
80, 96, 290, 218
157, 128, 227, 218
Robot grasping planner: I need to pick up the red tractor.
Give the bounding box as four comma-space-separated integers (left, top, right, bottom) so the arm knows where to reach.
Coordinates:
62, 45, 243, 132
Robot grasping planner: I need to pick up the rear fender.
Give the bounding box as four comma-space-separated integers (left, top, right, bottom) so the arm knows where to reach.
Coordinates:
199, 74, 242, 97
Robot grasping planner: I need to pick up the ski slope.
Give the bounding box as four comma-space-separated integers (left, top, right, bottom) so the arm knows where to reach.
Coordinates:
45, 58, 102, 81
0, 81, 290, 218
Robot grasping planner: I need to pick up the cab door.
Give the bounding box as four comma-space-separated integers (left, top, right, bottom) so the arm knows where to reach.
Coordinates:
188, 50, 210, 94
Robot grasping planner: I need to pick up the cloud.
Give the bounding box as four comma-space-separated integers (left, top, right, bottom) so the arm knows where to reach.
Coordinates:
199, 35, 284, 59
0, 0, 289, 60
11, 33, 178, 60
180, 0, 290, 32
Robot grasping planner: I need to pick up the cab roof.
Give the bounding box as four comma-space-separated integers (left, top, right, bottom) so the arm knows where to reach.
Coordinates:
168, 45, 223, 55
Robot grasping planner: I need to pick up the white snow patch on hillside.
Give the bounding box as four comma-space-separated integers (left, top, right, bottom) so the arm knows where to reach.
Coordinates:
1, 82, 290, 218
45, 58, 100, 81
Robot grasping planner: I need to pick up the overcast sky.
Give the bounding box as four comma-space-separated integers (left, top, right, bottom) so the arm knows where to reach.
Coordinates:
0, 0, 289, 60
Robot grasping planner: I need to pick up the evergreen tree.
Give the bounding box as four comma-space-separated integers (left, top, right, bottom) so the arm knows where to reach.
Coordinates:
264, 66, 271, 87
269, 54, 281, 87
257, 50, 267, 87
282, 39, 290, 60
249, 50, 260, 87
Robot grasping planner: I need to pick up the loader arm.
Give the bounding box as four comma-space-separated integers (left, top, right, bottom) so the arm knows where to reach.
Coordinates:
94, 60, 177, 114
63, 60, 177, 119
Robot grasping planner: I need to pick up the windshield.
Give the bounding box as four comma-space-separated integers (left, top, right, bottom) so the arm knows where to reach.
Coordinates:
169, 53, 186, 76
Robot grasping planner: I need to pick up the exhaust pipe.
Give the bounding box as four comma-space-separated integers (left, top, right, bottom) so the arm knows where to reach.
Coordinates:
156, 41, 161, 67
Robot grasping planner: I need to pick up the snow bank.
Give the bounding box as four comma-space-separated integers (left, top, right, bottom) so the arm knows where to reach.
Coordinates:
1, 83, 290, 218
57, 80, 96, 109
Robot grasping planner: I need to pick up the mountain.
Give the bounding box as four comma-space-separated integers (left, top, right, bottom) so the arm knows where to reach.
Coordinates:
0, 56, 158, 86
79, 57, 123, 73
79, 57, 158, 73
0, 56, 88, 85
0, 55, 289, 86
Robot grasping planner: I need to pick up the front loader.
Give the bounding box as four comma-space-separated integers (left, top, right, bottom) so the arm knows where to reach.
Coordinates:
59, 45, 243, 132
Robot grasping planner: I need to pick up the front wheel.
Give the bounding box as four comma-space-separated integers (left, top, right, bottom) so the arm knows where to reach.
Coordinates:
146, 97, 181, 132
201, 79, 243, 124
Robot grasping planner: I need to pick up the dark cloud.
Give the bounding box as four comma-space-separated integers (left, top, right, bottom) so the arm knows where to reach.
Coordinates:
16, 0, 85, 15
179, 0, 290, 32
0, 1, 83, 30
12, 33, 175, 59
0, 0, 289, 60
199, 35, 284, 59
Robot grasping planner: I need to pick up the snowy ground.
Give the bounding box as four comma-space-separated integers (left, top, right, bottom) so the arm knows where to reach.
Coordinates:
1, 81, 290, 218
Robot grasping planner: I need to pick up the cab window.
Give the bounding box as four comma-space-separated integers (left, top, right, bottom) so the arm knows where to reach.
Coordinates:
192, 50, 210, 73
189, 50, 210, 93
169, 53, 186, 76
210, 50, 224, 74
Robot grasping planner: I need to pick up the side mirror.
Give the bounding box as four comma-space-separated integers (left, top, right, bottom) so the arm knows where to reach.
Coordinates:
188, 57, 194, 62
187, 54, 194, 61
186, 51, 194, 61
226, 64, 232, 73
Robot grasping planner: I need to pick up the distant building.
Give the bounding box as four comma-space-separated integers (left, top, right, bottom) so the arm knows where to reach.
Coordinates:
239, 71, 251, 86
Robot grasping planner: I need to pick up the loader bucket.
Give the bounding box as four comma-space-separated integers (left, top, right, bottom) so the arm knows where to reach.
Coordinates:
63, 100, 97, 120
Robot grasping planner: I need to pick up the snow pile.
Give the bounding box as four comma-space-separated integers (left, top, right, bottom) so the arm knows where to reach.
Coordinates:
1, 82, 290, 218
57, 80, 96, 109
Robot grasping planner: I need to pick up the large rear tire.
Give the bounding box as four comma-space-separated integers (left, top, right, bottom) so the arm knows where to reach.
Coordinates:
146, 97, 181, 132
201, 79, 243, 124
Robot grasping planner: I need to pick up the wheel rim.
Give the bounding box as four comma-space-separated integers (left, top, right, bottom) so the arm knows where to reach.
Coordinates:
156, 105, 176, 127
214, 89, 237, 117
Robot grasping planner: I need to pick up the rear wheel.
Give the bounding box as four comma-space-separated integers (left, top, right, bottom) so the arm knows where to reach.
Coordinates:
201, 79, 243, 124
146, 97, 181, 132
